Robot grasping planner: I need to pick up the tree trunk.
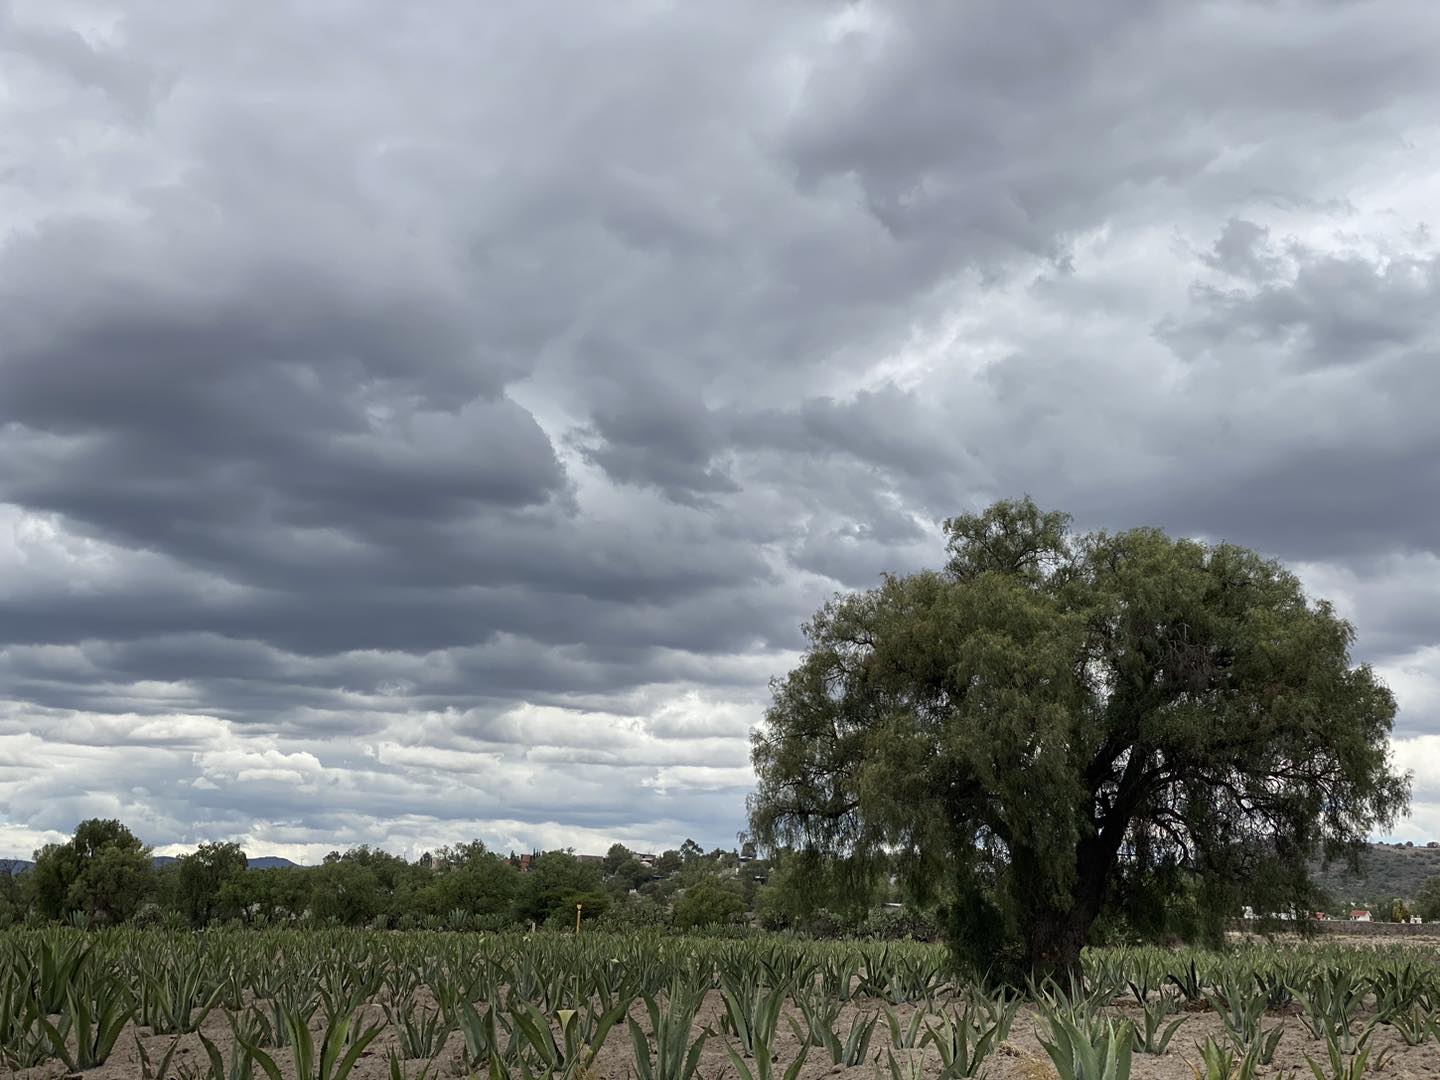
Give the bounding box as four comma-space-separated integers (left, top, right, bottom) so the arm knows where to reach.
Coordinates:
1027, 909, 1093, 982
1026, 835, 1113, 981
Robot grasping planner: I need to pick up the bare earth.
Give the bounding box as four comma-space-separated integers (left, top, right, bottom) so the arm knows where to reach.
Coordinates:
16, 988, 1440, 1080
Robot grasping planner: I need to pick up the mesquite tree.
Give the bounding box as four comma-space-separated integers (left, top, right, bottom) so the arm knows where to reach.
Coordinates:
748, 499, 1408, 979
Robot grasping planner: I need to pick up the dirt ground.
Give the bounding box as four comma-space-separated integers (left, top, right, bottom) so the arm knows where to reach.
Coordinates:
14, 988, 1440, 1080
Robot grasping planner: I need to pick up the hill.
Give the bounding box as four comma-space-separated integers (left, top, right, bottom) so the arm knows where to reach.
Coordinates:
1311, 843, 1440, 908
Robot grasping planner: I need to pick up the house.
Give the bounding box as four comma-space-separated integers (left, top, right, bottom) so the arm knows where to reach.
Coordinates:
1409, 915, 1424, 924
1349, 909, 1372, 922
634, 853, 657, 868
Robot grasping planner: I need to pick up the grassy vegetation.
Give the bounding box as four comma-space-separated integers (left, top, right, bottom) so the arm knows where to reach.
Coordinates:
2, 927, 1438, 1080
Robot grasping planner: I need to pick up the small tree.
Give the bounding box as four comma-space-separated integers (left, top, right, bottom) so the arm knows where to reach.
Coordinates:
602, 843, 633, 876
1415, 876, 1440, 923
674, 875, 745, 929
750, 499, 1410, 979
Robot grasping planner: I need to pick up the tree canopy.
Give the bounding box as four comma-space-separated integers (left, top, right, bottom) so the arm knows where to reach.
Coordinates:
174, 841, 247, 927
31, 818, 154, 925
749, 498, 1410, 979
1417, 875, 1440, 923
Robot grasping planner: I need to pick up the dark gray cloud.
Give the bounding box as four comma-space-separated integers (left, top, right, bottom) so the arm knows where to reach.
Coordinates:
3, 0, 1440, 859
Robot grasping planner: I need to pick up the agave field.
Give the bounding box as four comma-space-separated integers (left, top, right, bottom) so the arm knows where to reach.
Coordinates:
1, 928, 1438, 1080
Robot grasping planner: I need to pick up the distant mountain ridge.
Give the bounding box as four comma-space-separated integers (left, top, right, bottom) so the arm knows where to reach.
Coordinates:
1, 854, 301, 874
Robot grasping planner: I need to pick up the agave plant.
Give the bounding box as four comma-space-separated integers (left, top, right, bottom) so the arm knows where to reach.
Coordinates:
508, 999, 626, 1080
1131, 997, 1185, 1055
883, 1004, 928, 1049
923, 1008, 998, 1079
382, 995, 453, 1059
628, 989, 709, 1080
135, 1035, 183, 1080
1304, 1030, 1390, 1080
1389, 1002, 1439, 1046
726, 1039, 808, 1080
36, 974, 136, 1071
719, 974, 790, 1057
1037, 1014, 1134, 1080
240, 1005, 385, 1080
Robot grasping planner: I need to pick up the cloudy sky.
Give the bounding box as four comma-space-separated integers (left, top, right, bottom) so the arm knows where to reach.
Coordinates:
2, 1, 1439, 863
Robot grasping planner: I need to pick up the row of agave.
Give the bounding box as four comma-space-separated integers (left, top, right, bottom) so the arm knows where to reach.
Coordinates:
1, 928, 1437, 1079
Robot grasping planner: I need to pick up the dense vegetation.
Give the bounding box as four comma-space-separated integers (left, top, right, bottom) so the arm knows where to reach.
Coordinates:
750, 499, 1410, 979
1309, 843, 1440, 914
0, 819, 939, 940
2, 927, 1438, 1080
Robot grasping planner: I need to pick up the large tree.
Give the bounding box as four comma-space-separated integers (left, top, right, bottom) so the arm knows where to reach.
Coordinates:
31, 818, 154, 924
749, 499, 1409, 979
174, 841, 248, 927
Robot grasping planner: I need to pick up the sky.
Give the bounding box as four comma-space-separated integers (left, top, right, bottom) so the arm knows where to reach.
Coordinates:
2, 0, 1439, 864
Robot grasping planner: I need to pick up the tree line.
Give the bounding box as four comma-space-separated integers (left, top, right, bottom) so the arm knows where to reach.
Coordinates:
0, 818, 940, 937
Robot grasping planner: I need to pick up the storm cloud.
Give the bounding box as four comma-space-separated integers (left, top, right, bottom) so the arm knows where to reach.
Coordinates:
3, 0, 1439, 860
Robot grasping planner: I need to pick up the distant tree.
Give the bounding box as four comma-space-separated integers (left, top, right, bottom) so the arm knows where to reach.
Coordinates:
750, 499, 1410, 980
673, 875, 746, 929
1390, 898, 1411, 923
411, 845, 518, 920
602, 843, 633, 876
1417, 876, 1440, 923
515, 851, 606, 924
0, 868, 24, 928
656, 850, 682, 875
679, 839, 704, 863
175, 841, 247, 927
432, 840, 491, 868
753, 849, 874, 931
608, 857, 647, 893
30, 819, 154, 924
308, 859, 381, 925
231, 867, 310, 923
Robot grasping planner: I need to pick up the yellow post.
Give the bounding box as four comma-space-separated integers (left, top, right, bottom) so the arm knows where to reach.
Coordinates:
575, 902, 582, 934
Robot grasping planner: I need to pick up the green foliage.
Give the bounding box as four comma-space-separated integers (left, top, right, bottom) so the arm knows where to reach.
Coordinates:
718, 974, 790, 1057
35, 972, 136, 1070
31, 819, 154, 924
1304, 1029, 1390, 1080
1038, 1013, 1134, 1080
602, 843, 633, 875
515, 851, 606, 925
673, 875, 745, 929
628, 988, 708, 1080
241, 1005, 383, 1080
307, 859, 383, 927
1129, 998, 1184, 1055
175, 842, 249, 928
922, 1008, 998, 1078
1416, 874, 1440, 922
749, 498, 1409, 980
